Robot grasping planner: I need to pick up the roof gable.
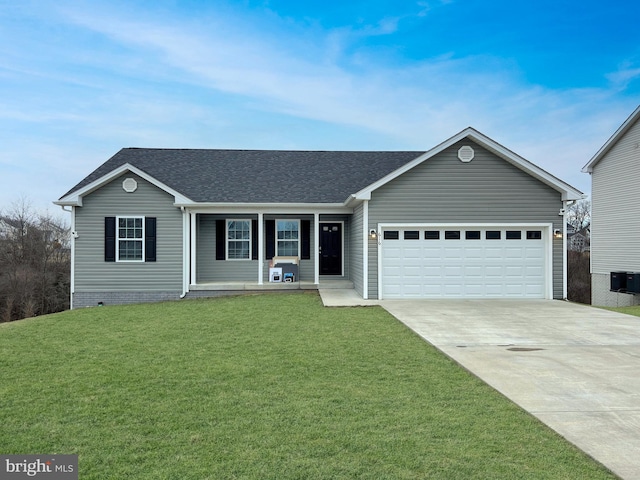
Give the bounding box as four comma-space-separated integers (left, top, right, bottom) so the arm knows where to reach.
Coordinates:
582, 105, 640, 173
353, 127, 583, 201
55, 163, 192, 207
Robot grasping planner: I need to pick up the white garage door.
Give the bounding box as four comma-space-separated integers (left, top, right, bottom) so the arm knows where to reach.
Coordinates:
380, 227, 548, 299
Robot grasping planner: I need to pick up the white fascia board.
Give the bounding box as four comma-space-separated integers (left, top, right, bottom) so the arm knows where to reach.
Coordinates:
55, 163, 193, 207
352, 127, 584, 202
181, 203, 352, 215
582, 104, 640, 173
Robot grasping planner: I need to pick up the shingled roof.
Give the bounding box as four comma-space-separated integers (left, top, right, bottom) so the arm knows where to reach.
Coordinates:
61, 148, 424, 204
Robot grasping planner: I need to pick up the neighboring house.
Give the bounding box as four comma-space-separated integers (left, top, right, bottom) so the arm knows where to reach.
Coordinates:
0, 218, 10, 239
583, 105, 640, 306
567, 226, 590, 252
55, 127, 583, 308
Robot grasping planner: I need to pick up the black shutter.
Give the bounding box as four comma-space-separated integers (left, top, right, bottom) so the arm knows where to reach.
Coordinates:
301, 220, 310, 260
265, 220, 275, 259
216, 219, 225, 260
252, 220, 258, 260
145, 217, 157, 262
105, 217, 116, 262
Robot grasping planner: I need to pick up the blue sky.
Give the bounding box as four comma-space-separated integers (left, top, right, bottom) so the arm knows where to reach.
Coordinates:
2, 0, 640, 215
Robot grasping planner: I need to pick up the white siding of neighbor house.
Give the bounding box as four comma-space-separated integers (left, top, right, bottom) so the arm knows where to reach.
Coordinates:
73, 173, 184, 294
366, 140, 564, 300
591, 117, 640, 306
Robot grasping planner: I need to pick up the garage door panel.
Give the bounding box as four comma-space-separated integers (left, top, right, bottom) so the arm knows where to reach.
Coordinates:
485, 247, 504, 259
381, 227, 547, 299
505, 247, 525, 258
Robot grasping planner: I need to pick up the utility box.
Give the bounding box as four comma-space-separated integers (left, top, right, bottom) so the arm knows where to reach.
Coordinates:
610, 272, 628, 292
626, 273, 640, 294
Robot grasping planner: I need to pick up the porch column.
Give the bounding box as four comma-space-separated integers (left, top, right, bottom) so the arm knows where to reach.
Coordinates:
190, 212, 197, 286
258, 213, 264, 285
362, 200, 369, 299
182, 208, 190, 297
314, 213, 320, 285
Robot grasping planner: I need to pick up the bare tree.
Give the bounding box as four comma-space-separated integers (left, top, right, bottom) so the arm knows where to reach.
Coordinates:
0, 197, 70, 321
567, 199, 591, 231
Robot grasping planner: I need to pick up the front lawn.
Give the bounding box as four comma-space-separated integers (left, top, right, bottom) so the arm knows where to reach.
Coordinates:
604, 305, 640, 317
0, 293, 614, 479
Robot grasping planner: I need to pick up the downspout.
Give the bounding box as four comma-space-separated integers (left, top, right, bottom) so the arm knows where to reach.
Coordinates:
68, 206, 76, 309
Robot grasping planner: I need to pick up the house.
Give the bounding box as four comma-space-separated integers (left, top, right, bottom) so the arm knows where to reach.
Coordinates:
567, 226, 590, 252
582, 105, 640, 306
55, 127, 583, 308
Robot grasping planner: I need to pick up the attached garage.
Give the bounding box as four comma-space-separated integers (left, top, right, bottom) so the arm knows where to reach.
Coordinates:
379, 225, 551, 299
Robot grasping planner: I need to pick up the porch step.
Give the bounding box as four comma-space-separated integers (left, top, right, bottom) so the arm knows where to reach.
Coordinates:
189, 279, 353, 291
317, 280, 354, 289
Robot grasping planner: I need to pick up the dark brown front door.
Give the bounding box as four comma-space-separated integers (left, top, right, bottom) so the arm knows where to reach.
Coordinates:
320, 223, 342, 275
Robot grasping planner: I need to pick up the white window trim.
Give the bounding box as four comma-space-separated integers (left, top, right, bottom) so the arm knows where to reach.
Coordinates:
226, 219, 252, 261
275, 219, 301, 258
116, 215, 145, 263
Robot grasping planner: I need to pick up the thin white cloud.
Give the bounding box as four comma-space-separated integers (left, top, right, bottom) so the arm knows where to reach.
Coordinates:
606, 63, 640, 91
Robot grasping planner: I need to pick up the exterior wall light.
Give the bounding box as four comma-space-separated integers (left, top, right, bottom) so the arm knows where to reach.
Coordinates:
369, 229, 378, 239
553, 229, 562, 238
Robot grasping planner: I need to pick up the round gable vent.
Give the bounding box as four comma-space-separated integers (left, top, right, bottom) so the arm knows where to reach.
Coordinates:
458, 145, 475, 162
122, 177, 138, 193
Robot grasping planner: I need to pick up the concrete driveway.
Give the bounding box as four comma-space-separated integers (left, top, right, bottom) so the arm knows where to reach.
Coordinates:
378, 299, 640, 480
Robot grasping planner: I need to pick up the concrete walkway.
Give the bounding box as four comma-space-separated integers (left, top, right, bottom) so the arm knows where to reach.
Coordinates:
319, 291, 640, 479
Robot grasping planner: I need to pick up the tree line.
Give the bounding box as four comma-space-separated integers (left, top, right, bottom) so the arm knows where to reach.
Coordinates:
0, 198, 70, 322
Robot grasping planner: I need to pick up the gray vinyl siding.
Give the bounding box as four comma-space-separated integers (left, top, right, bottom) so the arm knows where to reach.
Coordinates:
366, 139, 564, 299
73, 173, 183, 294
196, 215, 258, 283
590, 117, 640, 306
349, 204, 364, 296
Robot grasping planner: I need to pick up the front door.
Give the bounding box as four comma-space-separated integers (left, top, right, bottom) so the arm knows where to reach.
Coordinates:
320, 223, 342, 275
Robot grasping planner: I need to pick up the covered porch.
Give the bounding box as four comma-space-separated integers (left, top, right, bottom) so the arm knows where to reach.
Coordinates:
182, 206, 354, 295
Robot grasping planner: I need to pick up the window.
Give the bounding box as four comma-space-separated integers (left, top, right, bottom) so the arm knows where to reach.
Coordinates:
117, 217, 144, 261
404, 230, 420, 240
527, 230, 542, 240
465, 231, 481, 240
276, 220, 299, 256
486, 231, 501, 240
506, 230, 522, 240
227, 220, 251, 259
445, 230, 461, 240
105, 217, 156, 263
384, 231, 399, 240
424, 231, 440, 240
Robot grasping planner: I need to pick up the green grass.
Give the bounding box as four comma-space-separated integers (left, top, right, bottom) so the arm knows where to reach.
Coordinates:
1, 292, 615, 479
603, 305, 640, 317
